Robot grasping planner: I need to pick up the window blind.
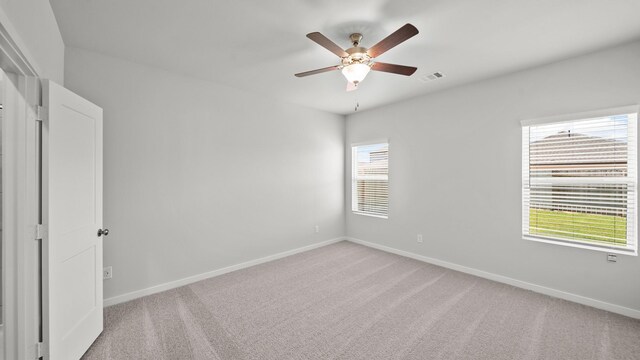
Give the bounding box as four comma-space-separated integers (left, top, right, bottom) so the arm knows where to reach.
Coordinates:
522, 110, 638, 254
352, 143, 389, 217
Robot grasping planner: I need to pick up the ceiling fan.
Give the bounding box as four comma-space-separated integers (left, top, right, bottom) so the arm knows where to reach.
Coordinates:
295, 23, 419, 91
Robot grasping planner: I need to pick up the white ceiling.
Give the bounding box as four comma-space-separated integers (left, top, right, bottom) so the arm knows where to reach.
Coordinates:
50, 0, 640, 115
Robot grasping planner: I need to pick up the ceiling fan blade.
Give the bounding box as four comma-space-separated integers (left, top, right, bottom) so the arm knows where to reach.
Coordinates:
294, 65, 340, 77
346, 82, 358, 92
371, 62, 417, 76
306, 32, 349, 58
366, 24, 419, 58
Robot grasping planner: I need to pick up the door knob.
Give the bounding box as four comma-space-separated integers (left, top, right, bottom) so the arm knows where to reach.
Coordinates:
97, 228, 109, 237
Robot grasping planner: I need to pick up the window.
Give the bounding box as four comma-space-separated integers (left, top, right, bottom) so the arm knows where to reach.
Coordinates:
352, 142, 389, 218
522, 107, 638, 255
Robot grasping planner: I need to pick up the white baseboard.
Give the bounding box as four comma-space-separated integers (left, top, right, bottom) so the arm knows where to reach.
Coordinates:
346, 237, 640, 319
103, 237, 345, 307
104, 235, 640, 319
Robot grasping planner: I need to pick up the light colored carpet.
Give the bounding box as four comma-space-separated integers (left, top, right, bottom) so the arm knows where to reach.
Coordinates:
82, 241, 640, 360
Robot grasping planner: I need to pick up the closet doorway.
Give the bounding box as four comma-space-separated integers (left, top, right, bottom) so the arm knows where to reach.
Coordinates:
0, 23, 41, 359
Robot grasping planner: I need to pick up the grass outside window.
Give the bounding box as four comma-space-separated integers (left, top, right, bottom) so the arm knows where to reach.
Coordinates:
529, 208, 627, 245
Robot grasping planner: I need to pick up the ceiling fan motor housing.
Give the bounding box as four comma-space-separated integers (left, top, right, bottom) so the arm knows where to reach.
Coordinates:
343, 46, 372, 67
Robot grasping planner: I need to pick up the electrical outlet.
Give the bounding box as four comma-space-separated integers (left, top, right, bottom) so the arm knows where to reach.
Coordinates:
607, 254, 617, 263
103, 266, 113, 279
315, 225, 320, 233
417, 234, 423, 243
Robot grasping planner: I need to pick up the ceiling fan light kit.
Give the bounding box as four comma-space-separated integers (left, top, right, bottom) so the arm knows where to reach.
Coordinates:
295, 24, 419, 91
341, 33, 371, 86
342, 63, 371, 84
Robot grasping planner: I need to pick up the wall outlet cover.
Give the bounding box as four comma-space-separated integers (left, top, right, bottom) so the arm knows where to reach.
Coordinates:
103, 266, 113, 279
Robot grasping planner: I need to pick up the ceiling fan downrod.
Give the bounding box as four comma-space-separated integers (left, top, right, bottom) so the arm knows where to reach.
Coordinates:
350, 33, 363, 47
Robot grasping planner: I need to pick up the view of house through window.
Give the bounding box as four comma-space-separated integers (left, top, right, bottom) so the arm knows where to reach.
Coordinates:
522, 110, 638, 254
352, 142, 389, 218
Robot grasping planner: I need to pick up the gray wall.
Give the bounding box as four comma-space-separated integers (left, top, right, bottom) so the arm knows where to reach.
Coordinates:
0, 0, 65, 83
346, 41, 640, 312
64, 47, 345, 301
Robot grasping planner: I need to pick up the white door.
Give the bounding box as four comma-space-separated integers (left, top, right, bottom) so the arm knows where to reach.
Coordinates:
42, 80, 104, 360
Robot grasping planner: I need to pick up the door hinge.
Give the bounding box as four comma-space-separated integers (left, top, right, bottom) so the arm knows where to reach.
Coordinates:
36, 105, 47, 122
35, 224, 46, 240
36, 342, 48, 358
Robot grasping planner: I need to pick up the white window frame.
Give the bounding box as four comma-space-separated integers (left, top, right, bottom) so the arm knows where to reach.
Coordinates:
521, 105, 639, 256
351, 140, 389, 219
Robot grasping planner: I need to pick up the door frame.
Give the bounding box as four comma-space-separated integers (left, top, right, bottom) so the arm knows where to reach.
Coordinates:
0, 11, 42, 360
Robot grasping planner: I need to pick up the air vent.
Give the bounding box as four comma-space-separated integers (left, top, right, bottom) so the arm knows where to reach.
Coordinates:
420, 72, 445, 82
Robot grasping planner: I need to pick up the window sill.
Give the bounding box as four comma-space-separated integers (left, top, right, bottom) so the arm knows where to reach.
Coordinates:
352, 211, 388, 219
523, 235, 637, 256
